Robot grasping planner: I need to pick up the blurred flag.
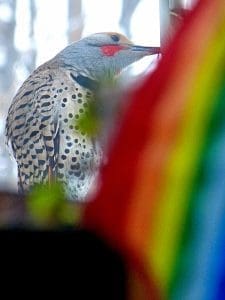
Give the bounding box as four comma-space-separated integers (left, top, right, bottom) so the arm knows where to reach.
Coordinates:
82, 0, 225, 299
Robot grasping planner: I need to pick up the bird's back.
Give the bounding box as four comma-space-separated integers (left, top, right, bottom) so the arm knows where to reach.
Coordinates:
6, 60, 102, 200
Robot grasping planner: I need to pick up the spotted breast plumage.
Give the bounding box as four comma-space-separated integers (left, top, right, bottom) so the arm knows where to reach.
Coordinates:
6, 32, 160, 201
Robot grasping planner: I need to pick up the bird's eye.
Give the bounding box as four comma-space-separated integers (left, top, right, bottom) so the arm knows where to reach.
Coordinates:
111, 34, 120, 42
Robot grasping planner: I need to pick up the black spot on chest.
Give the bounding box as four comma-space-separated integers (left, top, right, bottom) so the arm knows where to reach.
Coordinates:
70, 73, 98, 91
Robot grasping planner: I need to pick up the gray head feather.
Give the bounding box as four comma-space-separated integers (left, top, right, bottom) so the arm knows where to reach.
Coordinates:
55, 32, 159, 80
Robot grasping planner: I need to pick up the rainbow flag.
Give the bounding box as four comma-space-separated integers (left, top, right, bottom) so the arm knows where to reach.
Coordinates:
82, 0, 225, 298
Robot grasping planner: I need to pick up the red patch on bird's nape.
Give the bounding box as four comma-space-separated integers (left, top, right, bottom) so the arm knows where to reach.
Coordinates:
101, 45, 125, 56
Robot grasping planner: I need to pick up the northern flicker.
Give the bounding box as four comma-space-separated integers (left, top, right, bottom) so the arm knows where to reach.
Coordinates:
5, 32, 160, 201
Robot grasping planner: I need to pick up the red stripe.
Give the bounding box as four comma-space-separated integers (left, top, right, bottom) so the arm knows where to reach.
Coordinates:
101, 45, 125, 56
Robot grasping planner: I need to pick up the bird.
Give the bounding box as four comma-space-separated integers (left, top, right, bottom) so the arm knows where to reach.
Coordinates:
5, 32, 160, 201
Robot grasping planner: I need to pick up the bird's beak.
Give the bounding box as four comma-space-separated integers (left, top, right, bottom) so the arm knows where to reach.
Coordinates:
130, 45, 160, 55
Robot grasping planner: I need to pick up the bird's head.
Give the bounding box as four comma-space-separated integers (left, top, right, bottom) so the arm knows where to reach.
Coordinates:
57, 32, 160, 80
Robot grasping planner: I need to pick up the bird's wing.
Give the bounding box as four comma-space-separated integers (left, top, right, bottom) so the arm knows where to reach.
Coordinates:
5, 65, 68, 192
